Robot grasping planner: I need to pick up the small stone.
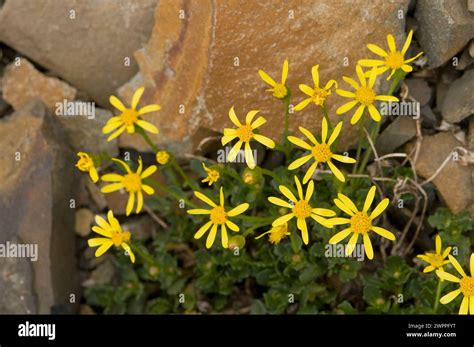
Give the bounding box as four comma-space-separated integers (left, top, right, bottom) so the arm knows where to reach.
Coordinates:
441, 70, 474, 124
456, 45, 474, 70
0, 0, 159, 106
469, 40, 474, 57
75, 208, 94, 237
86, 179, 108, 211
405, 132, 472, 214
1, 58, 76, 111
469, 0, 474, 12
376, 117, 417, 156
121, 216, 155, 241
420, 105, 438, 129
82, 259, 115, 288
415, 0, 474, 68
103, 188, 129, 216
405, 78, 432, 106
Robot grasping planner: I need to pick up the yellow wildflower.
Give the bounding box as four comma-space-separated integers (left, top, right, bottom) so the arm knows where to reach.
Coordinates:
288, 118, 356, 183
102, 87, 160, 141
258, 59, 289, 99
358, 30, 423, 80
101, 157, 157, 216
255, 223, 290, 245
416, 235, 452, 273
75, 152, 98, 183
328, 186, 395, 260
294, 65, 337, 111
156, 150, 170, 165
267, 176, 335, 245
221, 107, 275, 169
336, 66, 399, 125
187, 187, 249, 249
201, 163, 220, 186
88, 210, 135, 263
437, 254, 474, 315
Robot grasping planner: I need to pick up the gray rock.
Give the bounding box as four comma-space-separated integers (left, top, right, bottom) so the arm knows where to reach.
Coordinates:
415, 0, 474, 68
405, 132, 472, 214
441, 69, 474, 123
0, 100, 79, 313
420, 105, 439, 128
56, 102, 118, 156
405, 78, 432, 106
0, 0, 159, 106
376, 117, 417, 156
75, 208, 94, 237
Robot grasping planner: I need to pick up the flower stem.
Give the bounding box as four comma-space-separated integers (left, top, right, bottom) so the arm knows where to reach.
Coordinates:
136, 127, 159, 153
434, 279, 442, 313
170, 157, 200, 191
130, 241, 158, 267
144, 178, 198, 208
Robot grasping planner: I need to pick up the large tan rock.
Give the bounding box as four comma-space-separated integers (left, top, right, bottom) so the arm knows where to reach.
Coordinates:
0, 101, 79, 313
2, 58, 76, 111
0, 0, 159, 106
118, 0, 409, 153
406, 132, 472, 214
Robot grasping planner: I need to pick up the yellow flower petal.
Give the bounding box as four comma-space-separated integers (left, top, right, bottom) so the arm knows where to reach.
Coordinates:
336, 89, 356, 98
228, 107, 241, 127
327, 217, 351, 226
281, 59, 288, 84
136, 120, 159, 134
370, 198, 389, 219
402, 30, 413, 54
350, 105, 365, 125
194, 191, 217, 207
102, 119, 124, 133
142, 185, 154, 195
92, 226, 112, 238
375, 95, 399, 102
101, 173, 123, 182
310, 214, 332, 228
126, 192, 135, 216
346, 233, 359, 256
227, 140, 243, 162
258, 69, 276, 87
401, 64, 413, 73
109, 95, 126, 112
334, 198, 355, 217
440, 289, 461, 304
94, 240, 114, 257
329, 227, 352, 244
227, 203, 249, 217
141, 165, 157, 179
288, 136, 313, 150
404, 51, 424, 64
305, 180, 314, 201
364, 186, 376, 212
131, 87, 145, 109
448, 254, 467, 278
332, 154, 356, 164
294, 176, 303, 200
253, 134, 275, 149
294, 98, 312, 111
386, 34, 396, 52
288, 154, 312, 170
299, 84, 314, 96
311, 65, 320, 87
321, 117, 328, 143
225, 220, 240, 232
268, 197, 292, 208
312, 208, 336, 217
459, 296, 469, 315
136, 191, 144, 214
251, 116, 266, 129
436, 270, 461, 283
206, 224, 218, 249
101, 183, 124, 193
336, 100, 358, 115
272, 213, 294, 226
358, 59, 385, 67
88, 237, 108, 247
244, 142, 256, 169
297, 218, 309, 244
245, 110, 259, 125
89, 167, 99, 183
303, 161, 318, 184
121, 243, 135, 263
194, 221, 213, 239
107, 125, 126, 141
367, 105, 382, 122
337, 193, 359, 213
137, 104, 161, 115
367, 43, 388, 57
368, 67, 377, 88
187, 209, 211, 215
298, 126, 318, 145
363, 233, 374, 259
435, 235, 442, 254
356, 65, 366, 87
328, 160, 345, 182
221, 224, 228, 248
222, 133, 238, 146
279, 185, 297, 202
470, 253, 474, 277
327, 121, 343, 146
342, 76, 360, 90
371, 226, 396, 240
423, 265, 435, 273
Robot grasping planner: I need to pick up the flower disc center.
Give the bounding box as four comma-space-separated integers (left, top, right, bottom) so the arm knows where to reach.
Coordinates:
350, 212, 372, 234
460, 277, 474, 296
385, 51, 404, 69
210, 206, 227, 224
122, 173, 142, 192
236, 124, 254, 142
356, 86, 376, 105
311, 143, 332, 162
292, 200, 312, 219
